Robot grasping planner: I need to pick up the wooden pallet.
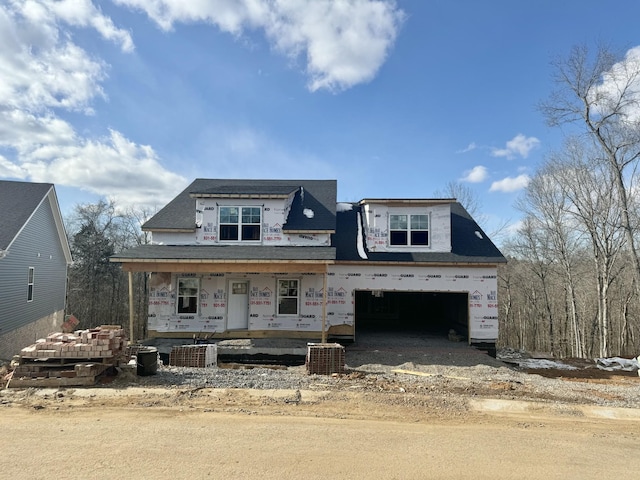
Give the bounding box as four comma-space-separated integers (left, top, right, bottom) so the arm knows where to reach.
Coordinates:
7, 374, 100, 388
6, 361, 112, 388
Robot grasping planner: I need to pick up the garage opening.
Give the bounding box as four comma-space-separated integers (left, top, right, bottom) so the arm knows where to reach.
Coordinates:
354, 290, 468, 339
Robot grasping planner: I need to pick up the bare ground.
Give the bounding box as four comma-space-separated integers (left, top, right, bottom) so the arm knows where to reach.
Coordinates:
1, 334, 639, 479
1, 383, 640, 480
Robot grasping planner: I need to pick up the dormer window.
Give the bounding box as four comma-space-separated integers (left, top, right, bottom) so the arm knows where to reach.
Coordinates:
219, 206, 261, 241
389, 214, 429, 246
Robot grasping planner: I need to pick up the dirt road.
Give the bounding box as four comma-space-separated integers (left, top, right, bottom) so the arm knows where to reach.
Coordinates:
2, 388, 639, 480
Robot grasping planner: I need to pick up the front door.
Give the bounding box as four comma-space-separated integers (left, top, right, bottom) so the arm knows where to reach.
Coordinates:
227, 280, 249, 330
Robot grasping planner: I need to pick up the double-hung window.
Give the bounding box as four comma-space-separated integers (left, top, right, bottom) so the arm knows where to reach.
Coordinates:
177, 278, 199, 314
389, 214, 429, 246
277, 279, 299, 315
219, 206, 261, 241
27, 267, 34, 302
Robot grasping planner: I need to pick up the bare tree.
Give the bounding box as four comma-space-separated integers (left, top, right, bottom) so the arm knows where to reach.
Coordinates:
540, 44, 640, 294
516, 155, 587, 357
505, 135, 634, 357
433, 181, 510, 240
551, 145, 626, 357
434, 181, 482, 218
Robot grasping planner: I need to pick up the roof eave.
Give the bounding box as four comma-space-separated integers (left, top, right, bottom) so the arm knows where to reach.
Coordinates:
283, 229, 335, 234
142, 228, 196, 233
189, 193, 292, 199
359, 198, 456, 206
111, 257, 334, 264
335, 260, 506, 267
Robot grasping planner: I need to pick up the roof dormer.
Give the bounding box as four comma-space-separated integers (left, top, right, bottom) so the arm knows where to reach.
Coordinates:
359, 198, 453, 253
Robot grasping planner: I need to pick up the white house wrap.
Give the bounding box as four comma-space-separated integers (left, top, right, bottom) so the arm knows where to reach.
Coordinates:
112, 179, 506, 350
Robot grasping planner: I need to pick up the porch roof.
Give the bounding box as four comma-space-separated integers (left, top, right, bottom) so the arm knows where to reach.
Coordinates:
111, 244, 336, 263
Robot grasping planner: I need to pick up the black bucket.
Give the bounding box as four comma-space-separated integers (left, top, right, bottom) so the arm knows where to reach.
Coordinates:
136, 346, 158, 376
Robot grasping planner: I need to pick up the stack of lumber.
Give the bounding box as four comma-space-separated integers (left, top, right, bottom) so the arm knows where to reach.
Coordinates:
7, 325, 127, 388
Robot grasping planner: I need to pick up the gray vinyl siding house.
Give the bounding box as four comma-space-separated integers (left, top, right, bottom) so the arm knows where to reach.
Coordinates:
0, 181, 72, 360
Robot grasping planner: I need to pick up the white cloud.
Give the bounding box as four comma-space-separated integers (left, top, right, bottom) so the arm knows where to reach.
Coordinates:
505, 219, 524, 237
492, 134, 540, 160
48, 0, 134, 51
0, 154, 27, 178
114, 0, 405, 92
457, 142, 477, 153
0, 111, 77, 154
0, 1, 184, 208
0, 6, 106, 113
460, 165, 488, 183
24, 130, 186, 206
7, 0, 133, 52
592, 46, 640, 123
489, 174, 531, 193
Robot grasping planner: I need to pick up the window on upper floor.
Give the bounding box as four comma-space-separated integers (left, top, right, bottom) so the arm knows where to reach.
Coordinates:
219, 206, 261, 241
27, 267, 34, 302
277, 279, 299, 316
177, 277, 199, 314
389, 214, 429, 246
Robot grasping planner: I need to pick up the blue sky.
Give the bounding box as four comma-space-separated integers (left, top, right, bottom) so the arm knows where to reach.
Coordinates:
2, 1, 640, 242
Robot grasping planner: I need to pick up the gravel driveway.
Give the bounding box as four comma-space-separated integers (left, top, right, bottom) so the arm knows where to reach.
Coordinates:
99, 330, 639, 410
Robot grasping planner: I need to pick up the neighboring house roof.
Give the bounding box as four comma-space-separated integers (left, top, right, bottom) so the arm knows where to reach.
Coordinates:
144, 179, 337, 232
111, 245, 336, 262
332, 202, 506, 264
0, 180, 72, 263
0, 181, 52, 250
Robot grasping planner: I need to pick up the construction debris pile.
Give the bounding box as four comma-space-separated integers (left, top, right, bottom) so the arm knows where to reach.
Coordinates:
7, 325, 127, 388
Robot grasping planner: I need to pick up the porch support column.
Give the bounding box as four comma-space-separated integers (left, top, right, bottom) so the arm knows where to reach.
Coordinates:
128, 271, 135, 344
321, 268, 328, 343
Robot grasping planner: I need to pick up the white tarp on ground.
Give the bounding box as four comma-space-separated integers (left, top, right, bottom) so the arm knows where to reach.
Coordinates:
596, 356, 640, 372
498, 348, 640, 373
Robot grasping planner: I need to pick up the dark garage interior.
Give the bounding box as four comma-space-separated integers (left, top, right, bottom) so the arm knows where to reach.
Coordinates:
354, 290, 469, 338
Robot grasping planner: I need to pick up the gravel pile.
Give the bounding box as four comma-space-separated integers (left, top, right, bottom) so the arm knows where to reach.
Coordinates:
136, 364, 314, 390
121, 332, 640, 409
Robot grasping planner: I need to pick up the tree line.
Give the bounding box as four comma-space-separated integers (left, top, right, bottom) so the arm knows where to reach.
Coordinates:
499, 45, 640, 358
65, 201, 151, 342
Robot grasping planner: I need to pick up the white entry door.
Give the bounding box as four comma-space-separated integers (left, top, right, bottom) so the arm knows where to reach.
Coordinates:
227, 280, 249, 330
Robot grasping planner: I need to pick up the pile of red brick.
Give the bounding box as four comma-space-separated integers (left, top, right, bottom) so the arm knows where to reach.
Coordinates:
20, 325, 126, 360
7, 325, 127, 388
306, 343, 345, 375
169, 344, 217, 368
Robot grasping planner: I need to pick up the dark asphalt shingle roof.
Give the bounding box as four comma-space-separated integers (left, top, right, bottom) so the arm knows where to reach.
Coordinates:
0, 180, 53, 250
144, 179, 337, 232
112, 245, 336, 261
331, 202, 506, 264
193, 184, 299, 197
